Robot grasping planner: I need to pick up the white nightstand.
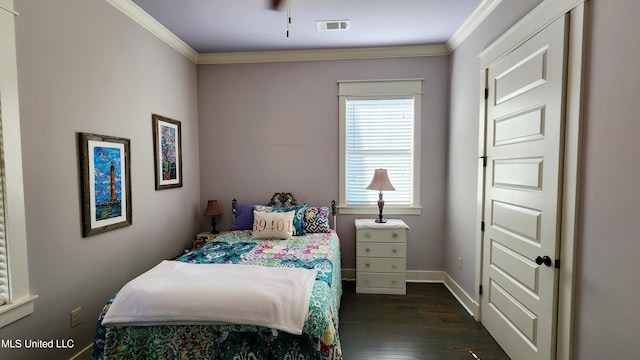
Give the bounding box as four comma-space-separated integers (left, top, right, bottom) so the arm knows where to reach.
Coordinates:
355, 219, 409, 295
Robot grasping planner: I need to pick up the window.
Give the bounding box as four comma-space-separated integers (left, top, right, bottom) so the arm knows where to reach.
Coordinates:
0, 3, 37, 328
338, 79, 422, 215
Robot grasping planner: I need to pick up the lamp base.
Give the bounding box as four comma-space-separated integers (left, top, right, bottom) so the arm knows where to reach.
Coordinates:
210, 217, 219, 235
376, 192, 386, 223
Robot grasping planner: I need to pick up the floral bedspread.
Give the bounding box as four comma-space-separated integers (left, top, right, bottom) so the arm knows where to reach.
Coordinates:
92, 230, 343, 360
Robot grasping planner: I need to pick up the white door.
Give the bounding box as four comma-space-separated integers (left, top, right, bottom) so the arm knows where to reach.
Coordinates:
481, 15, 567, 360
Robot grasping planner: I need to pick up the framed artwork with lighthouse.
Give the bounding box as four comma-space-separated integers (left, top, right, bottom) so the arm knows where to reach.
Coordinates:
78, 132, 132, 237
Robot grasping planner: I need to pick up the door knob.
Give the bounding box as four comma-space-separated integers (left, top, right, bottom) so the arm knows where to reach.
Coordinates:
535, 255, 552, 267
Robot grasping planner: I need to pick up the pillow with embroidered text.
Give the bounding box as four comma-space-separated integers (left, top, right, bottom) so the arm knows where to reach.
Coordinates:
269, 204, 307, 236
251, 210, 295, 240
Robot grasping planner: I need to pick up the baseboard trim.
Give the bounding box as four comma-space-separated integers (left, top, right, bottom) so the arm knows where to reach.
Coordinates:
406, 270, 445, 283
443, 273, 479, 318
342, 269, 478, 319
69, 343, 92, 360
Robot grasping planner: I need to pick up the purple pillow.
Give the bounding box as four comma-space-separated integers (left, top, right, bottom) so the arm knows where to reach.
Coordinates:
229, 203, 255, 231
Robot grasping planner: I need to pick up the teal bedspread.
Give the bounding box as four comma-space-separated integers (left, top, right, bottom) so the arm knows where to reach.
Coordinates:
92, 230, 343, 360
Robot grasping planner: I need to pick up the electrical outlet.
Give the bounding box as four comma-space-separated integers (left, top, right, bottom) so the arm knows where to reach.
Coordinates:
70, 307, 82, 328
457, 257, 463, 270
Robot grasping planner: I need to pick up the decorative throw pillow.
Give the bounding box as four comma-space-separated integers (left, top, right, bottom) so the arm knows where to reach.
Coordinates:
229, 203, 254, 231
251, 210, 295, 240
229, 204, 272, 231
304, 206, 331, 233
269, 204, 307, 236
254, 205, 272, 213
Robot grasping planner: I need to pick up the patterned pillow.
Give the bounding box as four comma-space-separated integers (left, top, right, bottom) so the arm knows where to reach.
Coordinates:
251, 210, 295, 240
304, 206, 331, 233
269, 204, 307, 236
229, 203, 254, 231
254, 205, 272, 213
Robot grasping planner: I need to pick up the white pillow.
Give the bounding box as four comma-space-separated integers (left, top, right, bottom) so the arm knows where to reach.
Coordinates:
251, 210, 295, 240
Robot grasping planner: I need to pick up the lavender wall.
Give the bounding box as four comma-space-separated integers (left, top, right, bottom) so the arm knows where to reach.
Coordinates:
446, 0, 543, 297
573, 0, 640, 358
449, 0, 640, 358
197, 57, 449, 271
0, 0, 200, 358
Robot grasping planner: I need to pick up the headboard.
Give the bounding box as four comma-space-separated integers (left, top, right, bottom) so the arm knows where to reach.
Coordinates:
266, 192, 298, 208
232, 192, 337, 229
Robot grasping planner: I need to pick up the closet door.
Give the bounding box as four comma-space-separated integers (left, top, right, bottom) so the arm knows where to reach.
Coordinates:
481, 14, 567, 360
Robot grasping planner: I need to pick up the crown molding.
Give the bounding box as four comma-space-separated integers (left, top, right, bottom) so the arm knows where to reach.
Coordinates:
197, 44, 450, 65
447, 0, 504, 51
0, 4, 18, 16
479, 0, 585, 68
106, 0, 502, 64
105, 0, 199, 63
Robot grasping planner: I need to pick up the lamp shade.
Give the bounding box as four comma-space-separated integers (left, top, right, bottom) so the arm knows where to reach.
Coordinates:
366, 169, 395, 191
203, 200, 222, 216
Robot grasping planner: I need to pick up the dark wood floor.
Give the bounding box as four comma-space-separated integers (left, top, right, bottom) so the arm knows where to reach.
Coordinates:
338, 281, 510, 360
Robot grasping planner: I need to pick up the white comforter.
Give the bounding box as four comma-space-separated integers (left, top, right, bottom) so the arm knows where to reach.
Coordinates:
101, 260, 317, 335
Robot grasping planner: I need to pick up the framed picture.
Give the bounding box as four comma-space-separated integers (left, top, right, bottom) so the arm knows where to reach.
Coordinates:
78, 133, 132, 237
152, 114, 183, 190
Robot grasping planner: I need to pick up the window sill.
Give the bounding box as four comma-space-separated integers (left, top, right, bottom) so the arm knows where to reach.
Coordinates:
337, 206, 422, 216
0, 294, 38, 328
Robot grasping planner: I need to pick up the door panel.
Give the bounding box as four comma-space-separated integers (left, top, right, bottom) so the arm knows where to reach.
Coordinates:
493, 158, 544, 190
482, 15, 567, 360
491, 200, 542, 241
493, 105, 545, 146
494, 48, 548, 105
489, 241, 540, 292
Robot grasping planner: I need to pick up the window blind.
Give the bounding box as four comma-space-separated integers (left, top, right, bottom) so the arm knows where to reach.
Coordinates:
345, 97, 414, 206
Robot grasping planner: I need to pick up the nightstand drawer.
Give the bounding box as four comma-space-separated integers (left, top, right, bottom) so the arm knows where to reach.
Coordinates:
357, 242, 406, 258
357, 257, 406, 273
357, 229, 406, 243
356, 273, 406, 289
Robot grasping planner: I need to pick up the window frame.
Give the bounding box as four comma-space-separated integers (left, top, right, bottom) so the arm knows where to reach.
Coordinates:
338, 79, 422, 215
0, 2, 37, 329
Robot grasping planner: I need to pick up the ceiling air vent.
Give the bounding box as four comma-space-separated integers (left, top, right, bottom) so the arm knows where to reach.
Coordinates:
316, 20, 350, 32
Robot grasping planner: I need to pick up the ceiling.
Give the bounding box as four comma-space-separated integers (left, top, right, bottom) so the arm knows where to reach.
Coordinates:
131, 0, 484, 54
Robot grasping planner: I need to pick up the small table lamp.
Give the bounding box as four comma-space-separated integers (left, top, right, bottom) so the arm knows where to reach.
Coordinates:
366, 168, 395, 223
203, 200, 223, 234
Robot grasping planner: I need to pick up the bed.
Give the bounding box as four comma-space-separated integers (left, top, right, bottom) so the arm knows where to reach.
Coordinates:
92, 193, 343, 360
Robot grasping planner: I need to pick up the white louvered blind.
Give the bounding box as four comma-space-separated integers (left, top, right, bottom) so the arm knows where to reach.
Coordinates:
0, 106, 8, 304
345, 97, 414, 206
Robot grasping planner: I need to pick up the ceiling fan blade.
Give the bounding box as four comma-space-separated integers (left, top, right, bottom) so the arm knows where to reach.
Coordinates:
270, 0, 285, 10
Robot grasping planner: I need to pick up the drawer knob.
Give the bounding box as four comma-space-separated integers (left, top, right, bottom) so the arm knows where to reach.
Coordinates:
365, 263, 370, 267
392, 232, 398, 239
391, 280, 397, 284
392, 248, 397, 253
365, 248, 370, 252
392, 264, 397, 269
365, 232, 371, 238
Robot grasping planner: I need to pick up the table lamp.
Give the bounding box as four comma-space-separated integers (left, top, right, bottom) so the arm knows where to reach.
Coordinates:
203, 200, 223, 234
366, 168, 395, 223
